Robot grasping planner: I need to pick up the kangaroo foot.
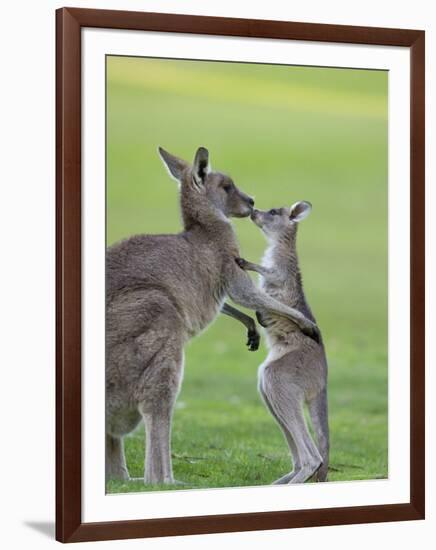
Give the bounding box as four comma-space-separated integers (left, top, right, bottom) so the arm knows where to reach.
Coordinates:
172, 479, 188, 486
272, 471, 296, 485
287, 460, 322, 484
138, 476, 187, 485
106, 465, 130, 483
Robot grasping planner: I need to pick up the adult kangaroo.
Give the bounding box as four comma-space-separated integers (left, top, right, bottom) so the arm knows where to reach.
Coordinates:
106, 147, 320, 485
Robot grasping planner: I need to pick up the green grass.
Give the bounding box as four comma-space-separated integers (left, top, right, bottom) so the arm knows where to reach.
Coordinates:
106, 57, 388, 493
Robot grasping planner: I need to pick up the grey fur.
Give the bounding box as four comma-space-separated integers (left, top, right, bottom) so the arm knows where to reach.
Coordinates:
106, 148, 320, 485
237, 201, 329, 483
221, 303, 260, 351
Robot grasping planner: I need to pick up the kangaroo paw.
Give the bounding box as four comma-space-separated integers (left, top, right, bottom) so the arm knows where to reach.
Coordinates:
247, 328, 260, 351
235, 257, 248, 269
255, 311, 269, 328
302, 321, 321, 344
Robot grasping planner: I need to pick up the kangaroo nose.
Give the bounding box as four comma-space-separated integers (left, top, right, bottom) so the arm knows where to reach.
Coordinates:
248, 197, 255, 207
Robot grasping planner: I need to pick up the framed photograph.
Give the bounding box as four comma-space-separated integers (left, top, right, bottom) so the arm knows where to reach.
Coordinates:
56, 7, 425, 543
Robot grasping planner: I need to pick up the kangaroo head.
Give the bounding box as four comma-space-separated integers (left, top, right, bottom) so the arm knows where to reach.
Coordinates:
251, 201, 312, 241
158, 147, 254, 221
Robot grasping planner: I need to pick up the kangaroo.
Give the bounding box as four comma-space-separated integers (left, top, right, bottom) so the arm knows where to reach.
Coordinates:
106, 148, 320, 485
236, 201, 329, 483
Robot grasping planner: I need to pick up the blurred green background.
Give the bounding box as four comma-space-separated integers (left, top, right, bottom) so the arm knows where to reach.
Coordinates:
106, 56, 388, 493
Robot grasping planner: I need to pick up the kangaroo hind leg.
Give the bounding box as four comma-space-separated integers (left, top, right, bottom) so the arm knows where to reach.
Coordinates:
262, 366, 322, 484
137, 351, 184, 485
285, 403, 322, 484
106, 434, 129, 481
141, 404, 174, 484
258, 373, 300, 484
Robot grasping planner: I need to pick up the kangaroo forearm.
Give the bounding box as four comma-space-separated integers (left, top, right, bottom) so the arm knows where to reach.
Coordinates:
221, 302, 255, 330
257, 294, 309, 327
266, 298, 309, 326
236, 258, 278, 283
226, 267, 317, 334
243, 261, 273, 278
228, 283, 305, 327
221, 302, 260, 352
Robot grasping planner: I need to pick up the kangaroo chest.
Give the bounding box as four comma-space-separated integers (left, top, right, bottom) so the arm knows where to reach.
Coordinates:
259, 271, 305, 349
181, 248, 228, 337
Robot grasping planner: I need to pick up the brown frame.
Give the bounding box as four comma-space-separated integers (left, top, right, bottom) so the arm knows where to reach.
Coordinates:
56, 6, 425, 543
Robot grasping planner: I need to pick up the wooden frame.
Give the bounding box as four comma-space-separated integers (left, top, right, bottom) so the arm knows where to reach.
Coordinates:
56, 7, 425, 543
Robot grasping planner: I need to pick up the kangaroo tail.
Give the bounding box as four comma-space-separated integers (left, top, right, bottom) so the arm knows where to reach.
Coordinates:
308, 387, 330, 481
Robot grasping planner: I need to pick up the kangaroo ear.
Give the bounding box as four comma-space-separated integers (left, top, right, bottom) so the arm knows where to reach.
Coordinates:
158, 147, 188, 182
289, 201, 312, 222
192, 147, 210, 186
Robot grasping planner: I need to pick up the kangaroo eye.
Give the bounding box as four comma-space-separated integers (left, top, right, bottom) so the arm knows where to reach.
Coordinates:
269, 209, 278, 215
223, 184, 232, 193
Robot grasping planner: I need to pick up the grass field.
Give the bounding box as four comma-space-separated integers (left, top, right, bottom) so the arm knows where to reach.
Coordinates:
106, 56, 388, 493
